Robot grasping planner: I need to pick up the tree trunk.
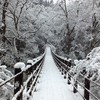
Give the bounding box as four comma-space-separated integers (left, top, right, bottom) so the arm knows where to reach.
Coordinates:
66, 32, 71, 55
14, 38, 20, 62
65, 24, 71, 55
2, 0, 9, 48
1, 0, 9, 65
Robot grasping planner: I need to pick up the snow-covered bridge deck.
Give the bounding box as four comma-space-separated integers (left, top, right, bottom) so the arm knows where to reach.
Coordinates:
30, 47, 82, 100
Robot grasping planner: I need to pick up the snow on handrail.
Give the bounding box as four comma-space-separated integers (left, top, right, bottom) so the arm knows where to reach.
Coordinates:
51, 50, 71, 71
54, 55, 71, 71
67, 76, 86, 100
79, 73, 100, 88
24, 60, 43, 87
12, 59, 44, 100
0, 71, 23, 87
51, 50, 67, 60
0, 51, 45, 100
0, 53, 45, 88
27, 63, 42, 94
12, 86, 24, 100
67, 69, 100, 100
52, 50, 100, 100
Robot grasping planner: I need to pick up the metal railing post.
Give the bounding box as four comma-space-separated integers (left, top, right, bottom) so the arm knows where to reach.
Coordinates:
64, 71, 66, 79
73, 80, 77, 93
14, 67, 23, 100
61, 68, 63, 75
84, 78, 90, 100
67, 73, 71, 84
27, 66, 33, 95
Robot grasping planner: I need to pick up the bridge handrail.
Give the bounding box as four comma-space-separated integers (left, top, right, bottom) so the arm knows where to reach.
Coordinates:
0, 51, 45, 100
51, 50, 71, 69
0, 70, 23, 87
52, 52, 71, 65
51, 50, 100, 100
68, 72, 100, 100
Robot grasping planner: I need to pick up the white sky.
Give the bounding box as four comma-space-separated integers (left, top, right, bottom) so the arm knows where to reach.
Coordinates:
53, 0, 59, 4
53, 0, 69, 4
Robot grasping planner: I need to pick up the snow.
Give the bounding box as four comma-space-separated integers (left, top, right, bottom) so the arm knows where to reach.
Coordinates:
0, 65, 7, 69
71, 47, 100, 81
0, 65, 13, 100
14, 62, 25, 71
0, 65, 13, 80
12, 86, 23, 100
29, 47, 82, 100
0, 48, 6, 52
26, 53, 45, 71
27, 60, 34, 65
69, 47, 100, 99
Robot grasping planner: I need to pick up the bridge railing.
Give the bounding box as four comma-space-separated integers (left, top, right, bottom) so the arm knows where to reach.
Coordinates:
51, 50, 100, 100
0, 52, 45, 100
67, 72, 100, 100
51, 50, 71, 78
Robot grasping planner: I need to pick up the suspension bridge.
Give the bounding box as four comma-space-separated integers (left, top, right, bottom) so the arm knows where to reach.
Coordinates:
31, 47, 82, 100
0, 46, 100, 100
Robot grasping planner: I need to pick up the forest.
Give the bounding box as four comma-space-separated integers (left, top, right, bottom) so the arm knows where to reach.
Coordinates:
0, 0, 100, 65
0, 0, 100, 100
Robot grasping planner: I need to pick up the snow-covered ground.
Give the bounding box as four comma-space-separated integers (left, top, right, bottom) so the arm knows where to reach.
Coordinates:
29, 47, 82, 100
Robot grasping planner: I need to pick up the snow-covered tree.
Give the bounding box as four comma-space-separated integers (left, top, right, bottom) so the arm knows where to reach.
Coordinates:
0, 65, 13, 100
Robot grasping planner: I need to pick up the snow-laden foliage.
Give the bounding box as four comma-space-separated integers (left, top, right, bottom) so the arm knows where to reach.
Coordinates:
70, 47, 100, 99
69, 0, 100, 60
0, 65, 13, 100
53, 0, 100, 60
71, 47, 100, 80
